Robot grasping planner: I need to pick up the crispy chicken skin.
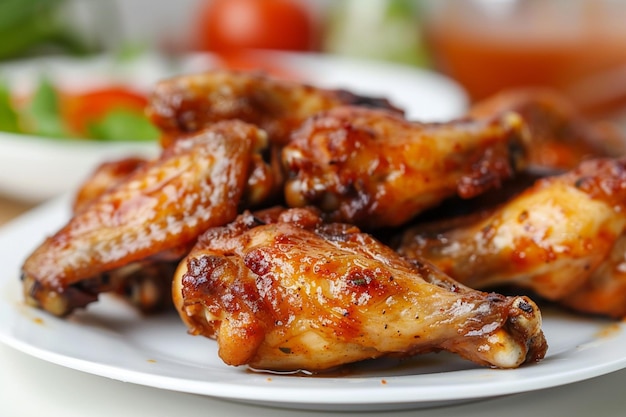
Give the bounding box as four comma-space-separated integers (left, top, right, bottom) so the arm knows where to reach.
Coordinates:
469, 88, 626, 170
146, 70, 402, 148
73, 157, 147, 213
173, 207, 547, 372
22, 120, 272, 316
283, 106, 529, 229
565, 234, 626, 318
397, 157, 626, 318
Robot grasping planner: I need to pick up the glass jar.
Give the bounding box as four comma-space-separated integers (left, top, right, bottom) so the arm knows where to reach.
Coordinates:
421, 0, 626, 115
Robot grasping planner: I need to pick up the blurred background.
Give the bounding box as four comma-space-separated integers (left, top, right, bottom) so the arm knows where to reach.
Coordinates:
0, 0, 425, 65
4, 0, 626, 118
2, 0, 626, 209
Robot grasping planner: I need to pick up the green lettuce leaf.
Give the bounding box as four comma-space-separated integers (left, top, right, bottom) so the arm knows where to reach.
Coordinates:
24, 77, 66, 138
88, 109, 159, 142
0, 79, 20, 133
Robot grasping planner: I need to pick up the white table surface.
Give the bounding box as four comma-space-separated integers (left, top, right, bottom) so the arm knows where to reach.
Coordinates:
1, 341, 625, 417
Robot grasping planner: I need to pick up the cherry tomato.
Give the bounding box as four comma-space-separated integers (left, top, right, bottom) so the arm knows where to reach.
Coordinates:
195, 0, 317, 52
60, 87, 148, 137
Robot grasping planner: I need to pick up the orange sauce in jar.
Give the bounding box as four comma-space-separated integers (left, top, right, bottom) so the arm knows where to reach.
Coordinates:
423, 0, 626, 113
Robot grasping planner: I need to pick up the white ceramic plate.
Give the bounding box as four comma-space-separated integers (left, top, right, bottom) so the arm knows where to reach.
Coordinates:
1, 196, 626, 412
0, 51, 467, 203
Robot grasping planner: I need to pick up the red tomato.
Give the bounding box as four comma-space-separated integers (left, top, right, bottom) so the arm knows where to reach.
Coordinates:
195, 0, 317, 52
60, 87, 148, 137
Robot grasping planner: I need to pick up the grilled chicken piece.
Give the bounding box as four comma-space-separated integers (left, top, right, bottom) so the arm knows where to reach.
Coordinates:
22, 120, 273, 316
72, 157, 187, 313
173, 207, 547, 372
146, 69, 402, 148
283, 106, 529, 229
469, 88, 626, 170
397, 157, 626, 318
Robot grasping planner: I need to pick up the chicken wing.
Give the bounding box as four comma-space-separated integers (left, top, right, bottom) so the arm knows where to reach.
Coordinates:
173, 207, 547, 372
469, 88, 626, 170
396, 157, 626, 318
70, 157, 191, 313
22, 120, 273, 316
283, 106, 529, 229
146, 69, 402, 148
